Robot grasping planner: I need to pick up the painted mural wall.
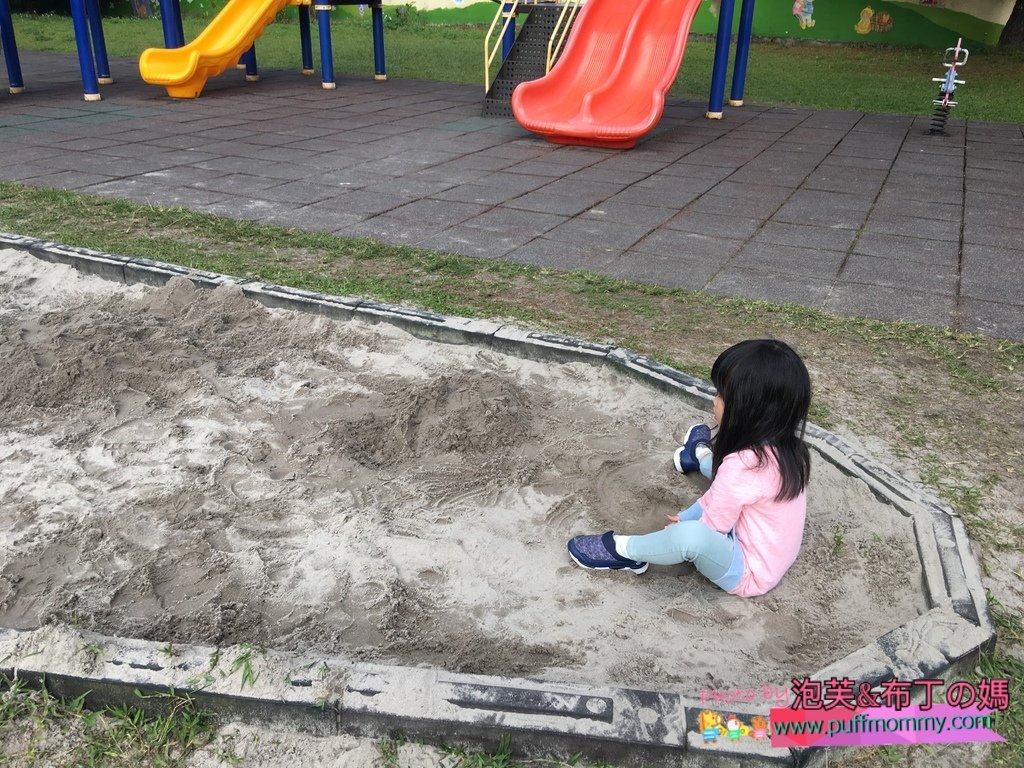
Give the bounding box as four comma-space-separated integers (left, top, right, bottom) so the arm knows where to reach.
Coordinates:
410, 0, 1017, 46
127, 0, 1016, 47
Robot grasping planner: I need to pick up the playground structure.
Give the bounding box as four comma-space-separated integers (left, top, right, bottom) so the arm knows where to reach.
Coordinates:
0, 0, 24, 94
0, 0, 385, 100
929, 37, 968, 135
1, 0, 113, 100
4, 0, 762, 151
141, 0, 386, 98
487, 0, 758, 148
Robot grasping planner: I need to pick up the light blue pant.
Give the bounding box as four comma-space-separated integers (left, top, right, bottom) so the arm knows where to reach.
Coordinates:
623, 498, 745, 593
698, 451, 713, 479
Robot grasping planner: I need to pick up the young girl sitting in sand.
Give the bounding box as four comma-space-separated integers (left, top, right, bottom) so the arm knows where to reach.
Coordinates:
567, 339, 812, 597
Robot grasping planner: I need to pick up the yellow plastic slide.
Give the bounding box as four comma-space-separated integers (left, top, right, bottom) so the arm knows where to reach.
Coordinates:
139, 0, 292, 98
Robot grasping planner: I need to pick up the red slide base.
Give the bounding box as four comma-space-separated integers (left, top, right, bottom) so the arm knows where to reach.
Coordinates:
545, 134, 638, 150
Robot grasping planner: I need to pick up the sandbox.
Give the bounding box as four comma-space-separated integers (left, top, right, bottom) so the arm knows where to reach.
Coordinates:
1, 246, 922, 690
0, 240, 996, 766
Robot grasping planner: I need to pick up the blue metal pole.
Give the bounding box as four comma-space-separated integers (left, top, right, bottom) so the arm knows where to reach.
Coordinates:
729, 0, 755, 106
158, 0, 184, 48
241, 44, 258, 80
69, 0, 101, 101
298, 3, 314, 74
85, 0, 113, 83
0, 0, 26, 93
173, 0, 185, 48
370, 0, 386, 80
706, 0, 735, 118
500, 2, 515, 61
158, 0, 174, 46
315, 4, 335, 89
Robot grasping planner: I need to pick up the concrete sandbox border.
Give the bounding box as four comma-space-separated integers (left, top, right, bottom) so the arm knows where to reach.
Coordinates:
0, 232, 996, 767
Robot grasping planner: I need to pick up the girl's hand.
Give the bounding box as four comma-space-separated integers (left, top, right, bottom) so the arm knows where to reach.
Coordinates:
665, 514, 680, 527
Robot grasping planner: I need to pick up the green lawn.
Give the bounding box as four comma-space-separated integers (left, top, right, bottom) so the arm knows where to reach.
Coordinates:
7, 13, 1024, 121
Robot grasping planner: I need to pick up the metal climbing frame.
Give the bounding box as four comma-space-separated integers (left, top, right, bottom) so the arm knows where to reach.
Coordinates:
545, 0, 581, 73
485, 0, 584, 92
484, 0, 521, 90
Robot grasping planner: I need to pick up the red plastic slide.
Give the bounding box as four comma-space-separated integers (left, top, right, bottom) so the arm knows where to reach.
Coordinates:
511, 0, 704, 149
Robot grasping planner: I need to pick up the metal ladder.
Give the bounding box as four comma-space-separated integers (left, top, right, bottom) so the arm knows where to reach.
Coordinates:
482, 1, 581, 118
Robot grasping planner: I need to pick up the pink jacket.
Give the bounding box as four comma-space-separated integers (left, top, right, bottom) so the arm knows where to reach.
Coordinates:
698, 449, 806, 597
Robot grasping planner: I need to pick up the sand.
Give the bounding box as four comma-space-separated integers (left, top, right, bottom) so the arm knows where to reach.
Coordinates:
0, 248, 926, 695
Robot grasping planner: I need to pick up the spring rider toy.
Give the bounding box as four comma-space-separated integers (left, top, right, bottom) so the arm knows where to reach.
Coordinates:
929, 37, 968, 134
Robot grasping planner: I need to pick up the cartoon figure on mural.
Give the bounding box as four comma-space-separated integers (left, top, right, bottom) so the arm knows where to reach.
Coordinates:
697, 710, 772, 746
699, 710, 726, 743
726, 714, 750, 739
792, 0, 814, 29
855, 6, 873, 33
706, 0, 721, 18
750, 715, 769, 740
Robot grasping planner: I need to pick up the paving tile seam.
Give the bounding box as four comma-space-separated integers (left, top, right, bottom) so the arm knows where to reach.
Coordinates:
535, 127, 724, 202
953, 123, 972, 335
823, 276, 958, 301
424, 128, 734, 259
836, 116, 928, 298
699, 109, 854, 290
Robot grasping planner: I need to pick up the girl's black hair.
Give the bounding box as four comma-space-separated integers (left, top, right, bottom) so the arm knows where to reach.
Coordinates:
710, 339, 811, 501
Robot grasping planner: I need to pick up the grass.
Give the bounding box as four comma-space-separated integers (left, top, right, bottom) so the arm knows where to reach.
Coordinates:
8, 13, 1024, 121
832, 524, 845, 555
379, 733, 602, 768
227, 644, 261, 691
2, 686, 598, 768
977, 648, 1024, 768
1, 668, 549, 767
0, 677, 216, 767
3, 183, 1019, 404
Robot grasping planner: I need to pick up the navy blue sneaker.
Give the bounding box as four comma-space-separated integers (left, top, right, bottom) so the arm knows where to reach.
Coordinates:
673, 423, 711, 474
567, 531, 648, 574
